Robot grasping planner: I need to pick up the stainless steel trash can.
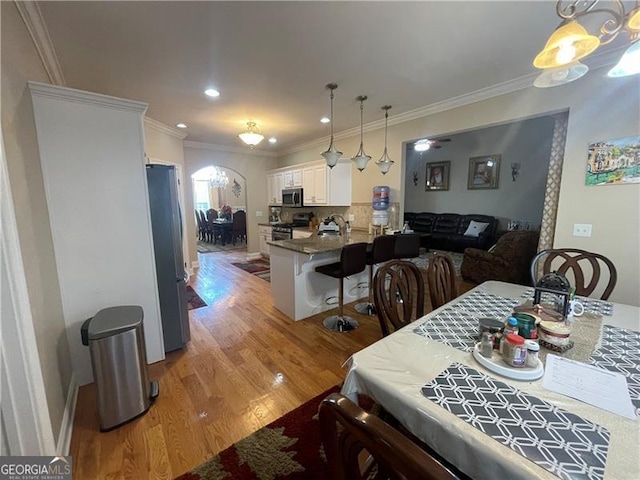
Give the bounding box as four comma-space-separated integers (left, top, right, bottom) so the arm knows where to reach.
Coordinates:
81, 305, 159, 431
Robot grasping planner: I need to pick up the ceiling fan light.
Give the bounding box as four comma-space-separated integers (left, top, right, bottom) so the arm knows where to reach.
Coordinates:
533, 21, 600, 69
238, 121, 264, 147
607, 41, 640, 77
534, 61, 588, 87
414, 139, 431, 152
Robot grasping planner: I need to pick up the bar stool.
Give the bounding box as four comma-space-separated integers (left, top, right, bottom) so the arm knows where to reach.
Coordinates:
394, 233, 421, 259
315, 242, 368, 332
355, 235, 397, 316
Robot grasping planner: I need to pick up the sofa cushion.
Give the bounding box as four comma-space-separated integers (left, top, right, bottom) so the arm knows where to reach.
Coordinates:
412, 212, 437, 233
433, 214, 461, 234
457, 215, 497, 236
463, 220, 490, 237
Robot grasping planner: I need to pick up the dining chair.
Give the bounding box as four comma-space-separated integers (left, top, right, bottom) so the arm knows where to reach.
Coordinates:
231, 210, 247, 245
319, 393, 458, 480
199, 210, 211, 242
373, 260, 425, 337
427, 253, 458, 310
195, 210, 204, 241
530, 248, 617, 300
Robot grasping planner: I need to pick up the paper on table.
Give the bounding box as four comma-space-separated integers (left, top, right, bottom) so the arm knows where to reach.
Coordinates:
543, 354, 636, 420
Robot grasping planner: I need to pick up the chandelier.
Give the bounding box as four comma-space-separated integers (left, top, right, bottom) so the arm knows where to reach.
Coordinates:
208, 167, 229, 189
321, 83, 342, 169
238, 121, 264, 147
352, 95, 371, 172
533, 0, 640, 87
376, 105, 394, 174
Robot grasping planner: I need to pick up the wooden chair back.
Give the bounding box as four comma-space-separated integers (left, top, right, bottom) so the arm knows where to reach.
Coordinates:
373, 260, 425, 337
427, 254, 458, 310
319, 393, 458, 480
530, 248, 617, 300
206, 208, 218, 220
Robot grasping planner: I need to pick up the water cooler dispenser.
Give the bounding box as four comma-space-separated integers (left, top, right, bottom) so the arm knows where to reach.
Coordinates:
371, 185, 389, 232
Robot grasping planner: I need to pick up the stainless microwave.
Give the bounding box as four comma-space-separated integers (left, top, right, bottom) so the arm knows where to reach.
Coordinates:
282, 188, 303, 207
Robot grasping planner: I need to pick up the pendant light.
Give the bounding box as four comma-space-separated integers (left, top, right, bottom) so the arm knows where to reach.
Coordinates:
352, 95, 371, 172
320, 83, 342, 169
376, 105, 394, 175
534, 61, 588, 87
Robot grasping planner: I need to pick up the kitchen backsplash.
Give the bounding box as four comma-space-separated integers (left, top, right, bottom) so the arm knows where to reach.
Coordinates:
281, 202, 400, 231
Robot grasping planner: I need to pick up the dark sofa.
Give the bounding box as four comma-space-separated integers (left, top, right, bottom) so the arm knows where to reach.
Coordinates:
404, 212, 498, 252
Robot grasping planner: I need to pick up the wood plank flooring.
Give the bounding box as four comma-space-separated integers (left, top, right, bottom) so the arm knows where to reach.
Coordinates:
69, 249, 384, 479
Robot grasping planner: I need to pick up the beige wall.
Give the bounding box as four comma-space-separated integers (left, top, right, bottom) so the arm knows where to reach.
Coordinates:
183, 144, 278, 266
1, 2, 71, 440
144, 121, 185, 166
280, 72, 640, 306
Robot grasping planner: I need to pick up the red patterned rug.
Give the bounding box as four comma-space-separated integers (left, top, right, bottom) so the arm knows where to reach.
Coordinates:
231, 259, 270, 282
174, 386, 340, 480
186, 286, 207, 310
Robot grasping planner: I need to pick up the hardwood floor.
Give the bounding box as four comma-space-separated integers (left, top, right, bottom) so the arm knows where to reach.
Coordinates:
69, 249, 384, 479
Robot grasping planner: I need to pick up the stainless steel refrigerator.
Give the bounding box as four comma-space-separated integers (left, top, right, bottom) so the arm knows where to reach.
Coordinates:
146, 164, 190, 352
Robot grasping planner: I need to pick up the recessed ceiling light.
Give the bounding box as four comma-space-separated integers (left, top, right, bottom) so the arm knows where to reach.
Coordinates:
268, 137, 277, 144
320, 117, 330, 124
176, 123, 187, 129
204, 88, 220, 98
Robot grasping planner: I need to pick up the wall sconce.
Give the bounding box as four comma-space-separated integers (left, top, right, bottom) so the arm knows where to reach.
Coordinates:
511, 163, 521, 181
413, 171, 419, 186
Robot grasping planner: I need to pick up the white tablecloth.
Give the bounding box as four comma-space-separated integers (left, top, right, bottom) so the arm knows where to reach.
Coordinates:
342, 281, 640, 480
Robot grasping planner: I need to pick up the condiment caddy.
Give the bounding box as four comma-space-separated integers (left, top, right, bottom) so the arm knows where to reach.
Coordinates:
472, 342, 544, 381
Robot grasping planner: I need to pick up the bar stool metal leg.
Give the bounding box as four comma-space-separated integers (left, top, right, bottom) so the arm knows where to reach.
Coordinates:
354, 265, 376, 315
323, 277, 359, 332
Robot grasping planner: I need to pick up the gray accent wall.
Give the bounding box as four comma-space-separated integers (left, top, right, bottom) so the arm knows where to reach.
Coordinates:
404, 116, 555, 230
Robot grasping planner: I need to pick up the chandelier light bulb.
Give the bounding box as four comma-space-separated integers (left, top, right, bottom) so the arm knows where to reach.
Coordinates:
556, 40, 577, 65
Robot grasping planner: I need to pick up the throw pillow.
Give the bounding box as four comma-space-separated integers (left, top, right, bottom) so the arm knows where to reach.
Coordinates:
464, 220, 490, 237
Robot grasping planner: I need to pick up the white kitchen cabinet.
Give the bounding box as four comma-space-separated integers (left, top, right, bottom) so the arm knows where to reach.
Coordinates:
327, 159, 352, 206
302, 162, 328, 205
259, 225, 273, 256
283, 168, 302, 188
267, 172, 283, 205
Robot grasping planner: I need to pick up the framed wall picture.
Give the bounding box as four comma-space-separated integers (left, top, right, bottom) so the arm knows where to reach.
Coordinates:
468, 155, 500, 189
586, 136, 640, 186
425, 161, 450, 191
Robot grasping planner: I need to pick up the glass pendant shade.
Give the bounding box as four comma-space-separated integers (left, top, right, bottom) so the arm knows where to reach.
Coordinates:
608, 41, 640, 77
534, 21, 600, 68
352, 95, 371, 172
628, 8, 640, 30
238, 122, 264, 147
376, 106, 394, 175
321, 83, 342, 169
534, 61, 589, 87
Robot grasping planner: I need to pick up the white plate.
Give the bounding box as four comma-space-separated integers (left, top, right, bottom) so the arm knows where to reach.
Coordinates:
472, 343, 544, 381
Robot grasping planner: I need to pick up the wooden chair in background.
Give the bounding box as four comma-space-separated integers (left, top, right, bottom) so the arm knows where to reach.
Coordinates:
530, 248, 617, 300
232, 210, 247, 245
427, 254, 458, 310
319, 393, 458, 480
373, 260, 425, 337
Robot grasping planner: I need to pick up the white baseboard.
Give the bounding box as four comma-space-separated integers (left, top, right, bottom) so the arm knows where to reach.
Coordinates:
246, 252, 263, 261
57, 373, 78, 455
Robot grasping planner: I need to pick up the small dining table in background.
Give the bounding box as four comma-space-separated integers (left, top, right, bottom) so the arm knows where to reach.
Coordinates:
211, 218, 233, 245
342, 281, 640, 480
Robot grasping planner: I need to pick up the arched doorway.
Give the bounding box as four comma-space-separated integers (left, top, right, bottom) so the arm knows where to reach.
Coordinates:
192, 166, 248, 252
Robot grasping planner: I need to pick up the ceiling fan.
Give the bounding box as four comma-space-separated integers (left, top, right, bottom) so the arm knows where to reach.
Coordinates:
414, 137, 452, 152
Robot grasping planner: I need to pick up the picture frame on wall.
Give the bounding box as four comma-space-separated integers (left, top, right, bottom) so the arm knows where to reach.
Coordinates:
425, 161, 450, 191
468, 155, 500, 189
586, 135, 640, 186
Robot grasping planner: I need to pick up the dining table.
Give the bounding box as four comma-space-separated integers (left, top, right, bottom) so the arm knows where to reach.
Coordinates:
212, 218, 233, 245
342, 280, 640, 480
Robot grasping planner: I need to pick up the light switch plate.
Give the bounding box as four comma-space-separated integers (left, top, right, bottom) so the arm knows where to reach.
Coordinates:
256, 210, 263, 217
573, 223, 592, 237
348, 214, 355, 222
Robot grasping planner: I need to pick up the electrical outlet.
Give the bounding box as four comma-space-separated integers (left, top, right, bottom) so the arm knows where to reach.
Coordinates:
348, 214, 355, 222
256, 210, 263, 217
572, 223, 592, 237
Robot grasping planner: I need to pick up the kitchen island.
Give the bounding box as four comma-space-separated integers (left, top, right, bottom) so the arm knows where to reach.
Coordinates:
268, 232, 374, 321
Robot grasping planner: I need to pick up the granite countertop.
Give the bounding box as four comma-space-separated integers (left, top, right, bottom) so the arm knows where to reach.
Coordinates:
268, 232, 374, 255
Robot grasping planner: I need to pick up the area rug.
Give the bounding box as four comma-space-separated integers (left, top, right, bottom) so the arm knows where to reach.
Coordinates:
197, 240, 247, 254
174, 385, 341, 480
411, 249, 464, 275
186, 286, 207, 310
231, 259, 270, 283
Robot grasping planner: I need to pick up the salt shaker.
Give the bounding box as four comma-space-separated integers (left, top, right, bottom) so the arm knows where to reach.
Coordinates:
525, 340, 540, 368
480, 332, 494, 358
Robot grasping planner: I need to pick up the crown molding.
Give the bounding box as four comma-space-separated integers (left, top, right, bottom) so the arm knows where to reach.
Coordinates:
28, 81, 148, 114
184, 140, 278, 157
15, 1, 66, 86
144, 117, 188, 140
